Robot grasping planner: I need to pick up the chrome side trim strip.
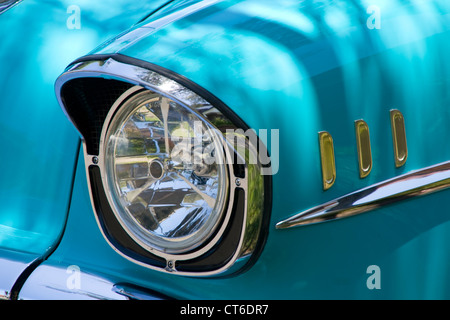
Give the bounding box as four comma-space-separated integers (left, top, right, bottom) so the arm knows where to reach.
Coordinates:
112, 283, 170, 300
18, 264, 128, 300
276, 161, 450, 229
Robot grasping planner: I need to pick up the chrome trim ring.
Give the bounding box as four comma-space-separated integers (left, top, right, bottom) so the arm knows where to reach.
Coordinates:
99, 87, 235, 262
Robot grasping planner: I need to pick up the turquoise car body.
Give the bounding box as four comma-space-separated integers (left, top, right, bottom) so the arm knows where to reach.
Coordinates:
1, 0, 450, 299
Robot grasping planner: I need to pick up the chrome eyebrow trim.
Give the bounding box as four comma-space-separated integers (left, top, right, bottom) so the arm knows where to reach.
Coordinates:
0, 0, 22, 15
276, 161, 450, 229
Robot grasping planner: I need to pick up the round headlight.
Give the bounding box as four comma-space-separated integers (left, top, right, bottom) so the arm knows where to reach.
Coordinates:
103, 90, 228, 255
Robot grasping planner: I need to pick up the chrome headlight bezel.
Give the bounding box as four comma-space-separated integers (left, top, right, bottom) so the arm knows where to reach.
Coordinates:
56, 54, 272, 276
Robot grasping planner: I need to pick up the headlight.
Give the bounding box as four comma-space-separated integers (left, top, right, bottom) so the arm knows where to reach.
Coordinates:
103, 89, 228, 255
56, 55, 272, 276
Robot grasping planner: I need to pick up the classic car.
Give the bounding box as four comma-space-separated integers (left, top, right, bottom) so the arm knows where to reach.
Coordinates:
1, 0, 450, 301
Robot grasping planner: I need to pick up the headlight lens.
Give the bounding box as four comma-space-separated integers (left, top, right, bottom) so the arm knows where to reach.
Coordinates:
104, 90, 228, 255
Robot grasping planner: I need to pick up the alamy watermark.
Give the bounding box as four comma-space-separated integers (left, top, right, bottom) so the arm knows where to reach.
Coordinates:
366, 265, 381, 290
166, 122, 279, 176
367, 5, 381, 30
66, 5, 81, 30
66, 265, 81, 290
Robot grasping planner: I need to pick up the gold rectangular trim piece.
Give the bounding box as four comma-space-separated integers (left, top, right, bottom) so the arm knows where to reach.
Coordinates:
319, 131, 336, 190
355, 120, 372, 178
390, 109, 408, 167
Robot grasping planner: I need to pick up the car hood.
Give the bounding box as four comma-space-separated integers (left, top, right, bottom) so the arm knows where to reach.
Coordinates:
87, 0, 450, 228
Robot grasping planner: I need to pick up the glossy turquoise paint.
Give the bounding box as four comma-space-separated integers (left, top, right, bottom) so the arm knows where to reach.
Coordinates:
23, 0, 450, 298
0, 0, 172, 291
0, 1, 79, 255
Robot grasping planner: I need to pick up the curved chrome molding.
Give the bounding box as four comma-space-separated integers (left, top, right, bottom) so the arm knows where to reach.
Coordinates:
0, 0, 22, 15
18, 264, 129, 300
276, 161, 450, 229
95, 0, 222, 54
